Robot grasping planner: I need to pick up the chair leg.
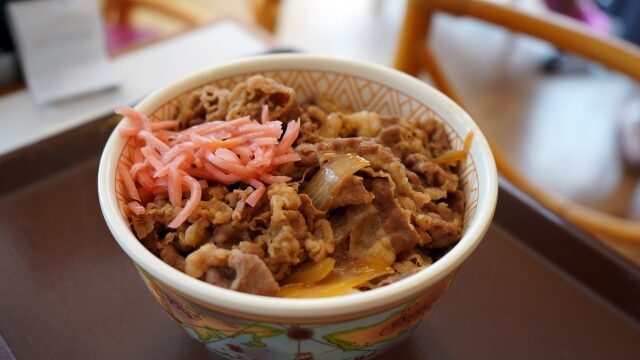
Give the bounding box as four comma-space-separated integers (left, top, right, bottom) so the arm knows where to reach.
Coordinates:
394, 0, 433, 76
250, 0, 281, 33
103, 0, 133, 25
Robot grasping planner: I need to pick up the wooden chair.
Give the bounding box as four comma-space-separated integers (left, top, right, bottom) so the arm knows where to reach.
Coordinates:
394, 0, 640, 244
249, 0, 281, 32
102, 0, 204, 53
103, 0, 202, 27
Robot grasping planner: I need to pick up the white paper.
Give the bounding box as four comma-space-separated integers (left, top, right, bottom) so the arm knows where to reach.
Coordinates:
8, 0, 119, 104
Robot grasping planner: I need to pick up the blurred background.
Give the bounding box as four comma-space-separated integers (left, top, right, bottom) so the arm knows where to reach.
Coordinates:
0, 0, 639, 262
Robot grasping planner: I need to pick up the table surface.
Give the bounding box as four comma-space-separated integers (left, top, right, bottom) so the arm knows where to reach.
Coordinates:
0, 153, 639, 359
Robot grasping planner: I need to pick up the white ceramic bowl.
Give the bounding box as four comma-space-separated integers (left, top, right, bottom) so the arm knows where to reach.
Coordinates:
98, 54, 497, 359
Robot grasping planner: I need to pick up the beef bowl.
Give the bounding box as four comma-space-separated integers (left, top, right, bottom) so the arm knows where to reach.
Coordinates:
97, 54, 497, 359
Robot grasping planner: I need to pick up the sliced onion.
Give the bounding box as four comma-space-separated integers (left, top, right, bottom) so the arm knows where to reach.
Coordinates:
302, 153, 370, 211
277, 260, 393, 298
433, 131, 474, 165
281, 257, 336, 285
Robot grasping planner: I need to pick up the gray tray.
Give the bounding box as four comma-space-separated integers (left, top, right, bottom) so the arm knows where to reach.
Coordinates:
0, 114, 639, 359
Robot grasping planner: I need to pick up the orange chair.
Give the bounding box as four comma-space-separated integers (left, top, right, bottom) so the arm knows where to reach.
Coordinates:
249, 0, 281, 32
103, 0, 202, 26
102, 0, 203, 53
394, 0, 640, 244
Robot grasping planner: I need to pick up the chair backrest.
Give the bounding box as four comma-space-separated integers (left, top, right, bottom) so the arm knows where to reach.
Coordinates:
397, 0, 640, 243
426, 0, 640, 82
104, 0, 202, 27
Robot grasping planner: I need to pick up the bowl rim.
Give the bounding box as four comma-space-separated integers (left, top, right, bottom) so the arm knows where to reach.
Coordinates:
97, 53, 498, 322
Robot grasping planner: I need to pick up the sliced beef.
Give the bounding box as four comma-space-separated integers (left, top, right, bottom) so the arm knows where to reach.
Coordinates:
259, 226, 300, 281
425, 215, 462, 248
257, 184, 323, 279
225, 188, 252, 222
185, 244, 279, 296
422, 117, 451, 157
326, 111, 381, 138
294, 136, 462, 256
159, 244, 186, 272
297, 108, 325, 145
376, 116, 460, 196
366, 178, 421, 254
249, 210, 272, 231
299, 194, 324, 229
404, 153, 459, 192
206, 185, 229, 201
132, 198, 180, 239
211, 223, 249, 247
346, 204, 396, 266
296, 138, 432, 208
185, 243, 230, 278
177, 90, 207, 129
200, 86, 229, 121
235, 241, 266, 259
205, 268, 234, 289
446, 189, 466, 216
228, 250, 279, 296
393, 249, 432, 274
329, 175, 374, 209
360, 268, 421, 290
376, 116, 421, 159
291, 141, 332, 167
306, 105, 328, 124
177, 218, 209, 250
304, 219, 334, 261
192, 197, 233, 225
329, 209, 350, 250
226, 75, 300, 123
413, 211, 461, 248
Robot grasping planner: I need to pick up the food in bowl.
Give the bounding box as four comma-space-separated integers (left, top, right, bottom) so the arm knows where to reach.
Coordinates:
116, 75, 471, 298
99, 55, 497, 359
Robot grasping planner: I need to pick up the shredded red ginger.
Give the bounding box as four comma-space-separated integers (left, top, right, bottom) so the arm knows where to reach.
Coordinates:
116, 105, 301, 228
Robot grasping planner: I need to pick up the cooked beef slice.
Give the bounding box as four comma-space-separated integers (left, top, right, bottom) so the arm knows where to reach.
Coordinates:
159, 243, 186, 272
346, 204, 396, 266
329, 175, 374, 210
227, 250, 279, 296
226, 75, 300, 123
200, 86, 229, 121
366, 178, 421, 254
185, 244, 279, 296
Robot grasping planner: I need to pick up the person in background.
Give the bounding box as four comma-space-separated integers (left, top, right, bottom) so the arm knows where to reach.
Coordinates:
605, 0, 640, 173
544, 0, 611, 33
541, 0, 611, 72
602, 1, 640, 171
604, 0, 640, 46
0, 0, 25, 88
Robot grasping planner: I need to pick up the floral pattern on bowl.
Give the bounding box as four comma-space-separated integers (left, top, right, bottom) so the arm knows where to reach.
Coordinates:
139, 267, 455, 360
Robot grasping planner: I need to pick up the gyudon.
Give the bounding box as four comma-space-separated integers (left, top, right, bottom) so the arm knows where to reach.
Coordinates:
117, 75, 470, 297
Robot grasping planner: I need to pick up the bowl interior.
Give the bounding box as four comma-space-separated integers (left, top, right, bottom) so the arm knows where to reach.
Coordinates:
100, 55, 496, 321
115, 69, 480, 232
